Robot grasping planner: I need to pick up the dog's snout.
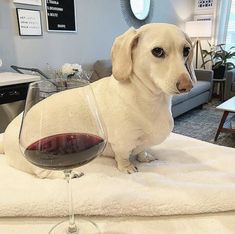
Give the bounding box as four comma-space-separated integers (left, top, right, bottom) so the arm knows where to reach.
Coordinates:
176, 73, 193, 93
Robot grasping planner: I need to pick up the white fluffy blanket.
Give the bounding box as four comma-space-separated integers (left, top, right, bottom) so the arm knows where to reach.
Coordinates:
0, 133, 235, 217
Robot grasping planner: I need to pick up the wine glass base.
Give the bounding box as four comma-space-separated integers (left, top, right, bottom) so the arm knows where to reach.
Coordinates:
49, 218, 100, 234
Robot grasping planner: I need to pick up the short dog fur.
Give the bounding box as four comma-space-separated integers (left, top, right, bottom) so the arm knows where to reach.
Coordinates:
3, 23, 196, 178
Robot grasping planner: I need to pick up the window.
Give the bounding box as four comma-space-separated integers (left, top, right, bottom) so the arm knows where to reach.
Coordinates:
226, 0, 235, 49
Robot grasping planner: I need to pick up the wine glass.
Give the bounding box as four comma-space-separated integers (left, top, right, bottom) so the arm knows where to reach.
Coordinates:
19, 76, 107, 234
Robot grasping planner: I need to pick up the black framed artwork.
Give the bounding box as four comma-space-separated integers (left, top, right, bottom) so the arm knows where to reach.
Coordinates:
16, 8, 42, 36
45, 0, 77, 32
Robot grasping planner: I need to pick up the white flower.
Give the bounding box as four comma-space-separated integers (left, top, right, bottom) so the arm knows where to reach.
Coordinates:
71, 63, 82, 73
61, 63, 82, 76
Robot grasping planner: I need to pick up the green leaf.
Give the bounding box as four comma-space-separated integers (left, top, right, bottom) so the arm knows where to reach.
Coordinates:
213, 61, 223, 68
226, 62, 235, 70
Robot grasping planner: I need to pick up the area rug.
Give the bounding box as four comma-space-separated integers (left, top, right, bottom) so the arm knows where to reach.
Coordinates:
173, 100, 235, 148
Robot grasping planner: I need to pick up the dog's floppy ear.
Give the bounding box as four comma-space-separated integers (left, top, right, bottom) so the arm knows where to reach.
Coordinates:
111, 27, 138, 81
184, 32, 197, 83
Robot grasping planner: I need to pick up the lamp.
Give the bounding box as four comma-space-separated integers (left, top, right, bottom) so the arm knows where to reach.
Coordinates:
185, 20, 212, 69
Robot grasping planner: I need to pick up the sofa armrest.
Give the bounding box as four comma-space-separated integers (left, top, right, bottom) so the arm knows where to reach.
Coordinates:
226, 69, 235, 82
224, 69, 235, 100
194, 69, 213, 82
194, 69, 213, 101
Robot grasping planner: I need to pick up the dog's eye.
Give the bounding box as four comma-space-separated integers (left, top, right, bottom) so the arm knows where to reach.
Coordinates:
152, 47, 165, 58
183, 47, 190, 57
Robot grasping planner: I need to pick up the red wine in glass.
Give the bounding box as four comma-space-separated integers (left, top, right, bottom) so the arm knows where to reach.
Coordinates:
19, 79, 106, 233
24, 133, 105, 170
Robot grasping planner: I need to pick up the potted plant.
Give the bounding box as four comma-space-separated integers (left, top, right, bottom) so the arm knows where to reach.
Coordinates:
201, 42, 235, 79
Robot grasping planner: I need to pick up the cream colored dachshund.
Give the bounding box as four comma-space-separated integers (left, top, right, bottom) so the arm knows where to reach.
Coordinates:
3, 23, 196, 178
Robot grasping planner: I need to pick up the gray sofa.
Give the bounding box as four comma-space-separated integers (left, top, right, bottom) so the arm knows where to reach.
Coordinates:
91, 60, 213, 118
224, 69, 235, 100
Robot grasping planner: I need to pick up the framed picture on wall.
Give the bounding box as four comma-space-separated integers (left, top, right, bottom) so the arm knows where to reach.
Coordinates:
16, 8, 42, 36
45, 0, 77, 32
13, 0, 42, 6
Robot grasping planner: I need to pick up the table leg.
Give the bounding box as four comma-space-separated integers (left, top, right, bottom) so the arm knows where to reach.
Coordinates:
214, 111, 229, 141
221, 82, 225, 101
219, 83, 222, 101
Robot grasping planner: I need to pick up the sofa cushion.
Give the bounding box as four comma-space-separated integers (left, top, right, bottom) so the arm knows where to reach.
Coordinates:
172, 81, 211, 106
93, 59, 112, 78
172, 93, 188, 106
90, 71, 100, 82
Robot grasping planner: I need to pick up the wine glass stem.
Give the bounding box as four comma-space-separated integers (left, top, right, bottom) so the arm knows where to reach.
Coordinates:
64, 169, 78, 234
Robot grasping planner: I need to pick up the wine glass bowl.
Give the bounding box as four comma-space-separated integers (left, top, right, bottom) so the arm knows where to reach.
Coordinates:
24, 132, 105, 171
19, 77, 106, 234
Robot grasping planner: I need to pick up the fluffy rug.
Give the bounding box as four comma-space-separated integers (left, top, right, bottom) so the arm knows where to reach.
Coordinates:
173, 99, 235, 148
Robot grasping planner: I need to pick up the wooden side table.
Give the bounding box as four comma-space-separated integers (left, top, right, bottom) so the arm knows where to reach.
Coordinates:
214, 96, 235, 141
0, 72, 40, 105
212, 78, 226, 101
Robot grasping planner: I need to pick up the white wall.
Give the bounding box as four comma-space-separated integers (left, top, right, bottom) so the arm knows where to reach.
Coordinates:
0, 0, 195, 132
0, 0, 195, 72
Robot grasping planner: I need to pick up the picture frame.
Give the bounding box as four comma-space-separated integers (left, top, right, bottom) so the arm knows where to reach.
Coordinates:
16, 8, 42, 36
13, 0, 42, 6
45, 0, 77, 32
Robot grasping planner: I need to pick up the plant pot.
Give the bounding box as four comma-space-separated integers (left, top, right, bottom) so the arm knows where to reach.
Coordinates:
212, 65, 226, 79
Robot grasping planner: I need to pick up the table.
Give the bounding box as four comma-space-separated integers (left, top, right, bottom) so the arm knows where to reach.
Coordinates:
0, 72, 40, 105
214, 96, 235, 141
212, 78, 226, 101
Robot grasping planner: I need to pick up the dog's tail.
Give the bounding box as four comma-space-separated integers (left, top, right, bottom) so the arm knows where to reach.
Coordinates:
0, 133, 4, 154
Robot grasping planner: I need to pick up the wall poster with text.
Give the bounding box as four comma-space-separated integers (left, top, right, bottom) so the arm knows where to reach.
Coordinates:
16, 8, 42, 36
45, 0, 77, 32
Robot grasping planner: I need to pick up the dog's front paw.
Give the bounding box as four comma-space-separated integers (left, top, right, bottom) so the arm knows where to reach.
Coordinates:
115, 153, 138, 174
118, 163, 138, 174
136, 151, 157, 163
